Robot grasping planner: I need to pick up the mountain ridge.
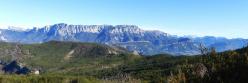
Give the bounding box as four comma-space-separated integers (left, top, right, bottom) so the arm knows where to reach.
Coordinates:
0, 23, 247, 55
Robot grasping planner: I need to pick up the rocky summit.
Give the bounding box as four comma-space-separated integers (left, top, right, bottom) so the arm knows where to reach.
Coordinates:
0, 23, 247, 55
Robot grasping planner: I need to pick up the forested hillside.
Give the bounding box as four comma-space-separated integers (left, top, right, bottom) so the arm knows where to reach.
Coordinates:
0, 41, 247, 83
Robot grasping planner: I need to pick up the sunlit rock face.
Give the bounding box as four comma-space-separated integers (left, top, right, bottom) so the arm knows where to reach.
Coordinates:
0, 23, 247, 55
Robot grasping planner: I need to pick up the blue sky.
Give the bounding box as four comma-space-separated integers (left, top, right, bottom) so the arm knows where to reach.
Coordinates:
0, 0, 247, 38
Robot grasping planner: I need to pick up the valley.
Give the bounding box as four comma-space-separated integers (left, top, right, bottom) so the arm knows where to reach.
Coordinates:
1, 0, 247, 83
0, 41, 247, 83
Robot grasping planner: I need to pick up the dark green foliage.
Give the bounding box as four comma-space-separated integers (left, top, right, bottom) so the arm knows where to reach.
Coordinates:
95, 47, 248, 83
1, 41, 248, 83
3, 61, 21, 74
17, 67, 30, 75
95, 54, 193, 83
2, 61, 30, 74
168, 46, 248, 83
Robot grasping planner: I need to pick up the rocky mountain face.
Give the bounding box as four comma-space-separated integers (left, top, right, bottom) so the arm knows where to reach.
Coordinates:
0, 23, 247, 55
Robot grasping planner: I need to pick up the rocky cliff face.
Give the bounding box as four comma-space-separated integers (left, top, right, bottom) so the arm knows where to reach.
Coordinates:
0, 23, 247, 55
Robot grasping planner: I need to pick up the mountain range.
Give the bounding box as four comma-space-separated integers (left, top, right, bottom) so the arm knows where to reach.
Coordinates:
0, 23, 247, 55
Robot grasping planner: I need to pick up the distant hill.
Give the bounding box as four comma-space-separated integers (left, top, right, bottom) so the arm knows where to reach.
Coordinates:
0, 41, 247, 82
0, 41, 137, 75
94, 45, 248, 83
0, 23, 247, 55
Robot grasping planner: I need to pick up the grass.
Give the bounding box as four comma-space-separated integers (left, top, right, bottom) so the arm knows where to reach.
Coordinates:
0, 75, 99, 83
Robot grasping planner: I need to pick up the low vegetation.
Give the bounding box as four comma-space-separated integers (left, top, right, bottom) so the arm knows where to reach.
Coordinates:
0, 41, 247, 83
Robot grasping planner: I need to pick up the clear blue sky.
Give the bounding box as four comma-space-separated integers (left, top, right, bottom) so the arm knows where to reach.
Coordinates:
0, 0, 247, 38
